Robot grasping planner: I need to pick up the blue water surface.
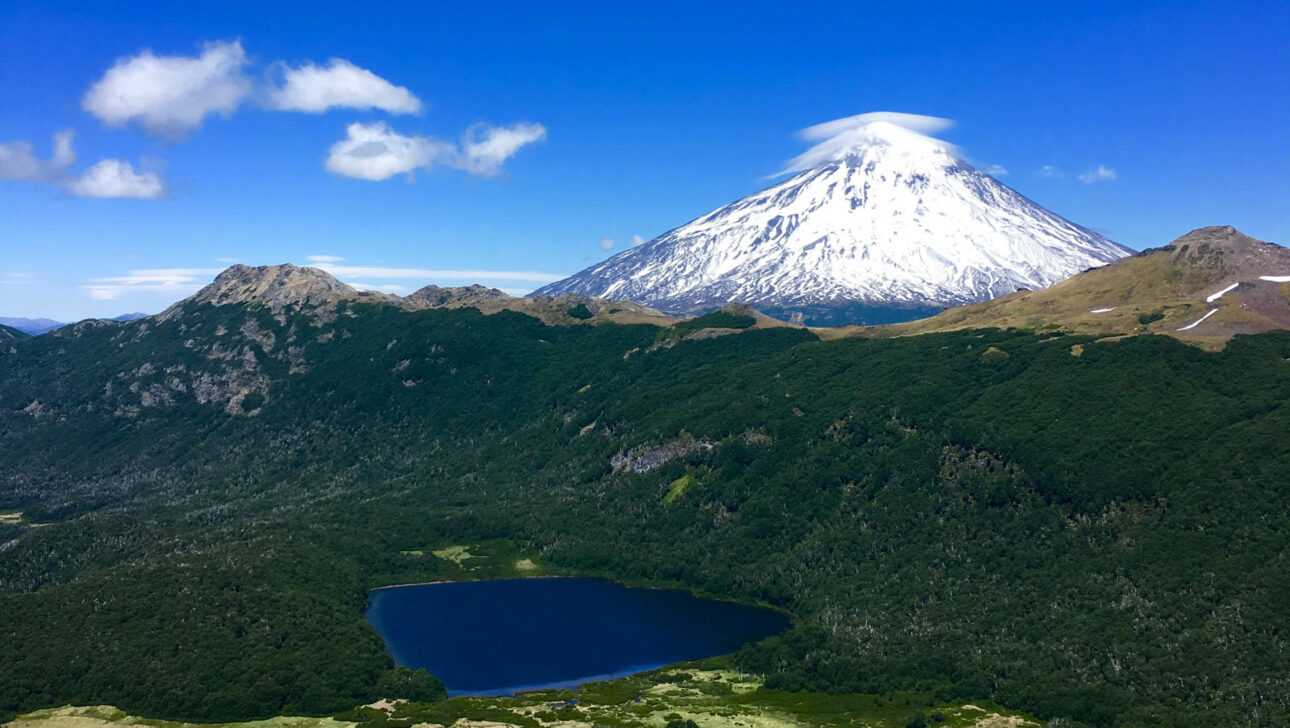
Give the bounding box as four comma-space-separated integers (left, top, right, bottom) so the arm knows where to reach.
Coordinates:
365, 577, 790, 695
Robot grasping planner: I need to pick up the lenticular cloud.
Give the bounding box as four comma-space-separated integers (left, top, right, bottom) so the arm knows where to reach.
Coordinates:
779, 111, 957, 175
798, 112, 954, 142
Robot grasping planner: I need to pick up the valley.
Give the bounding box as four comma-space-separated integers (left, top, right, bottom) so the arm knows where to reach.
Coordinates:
3, 280, 1290, 727
4, 7, 1285, 728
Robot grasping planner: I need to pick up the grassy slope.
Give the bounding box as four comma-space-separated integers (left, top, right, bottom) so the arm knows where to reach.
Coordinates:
5, 663, 1038, 728
4, 706, 354, 728
831, 244, 1290, 350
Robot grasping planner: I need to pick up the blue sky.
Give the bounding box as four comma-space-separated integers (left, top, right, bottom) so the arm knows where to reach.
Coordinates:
1, 0, 1287, 320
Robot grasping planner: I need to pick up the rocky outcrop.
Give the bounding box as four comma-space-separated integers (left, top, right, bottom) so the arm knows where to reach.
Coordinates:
157, 264, 399, 321
611, 435, 715, 473
405, 284, 509, 308
1160, 226, 1290, 286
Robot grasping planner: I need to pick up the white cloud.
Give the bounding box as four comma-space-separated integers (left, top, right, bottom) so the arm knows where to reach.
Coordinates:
65, 159, 167, 199
313, 264, 567, 283
630, 234, 646, 247
325, 122, 450, 181
1038, 165, 1064, 179
599, 236, 615, 251
84, 268, 221, 300
780, 112, 956, 175
348, 282, 409, 293
268, 58, 421, 114
0, 130, 167, 199
52, 132, 75, 166
73, 39, 542, 186
325, 121, 545, 181
92, 268, 222, 284
75, 38, 545, 185
306, 254, 346, 263
1078, 164, 1118, 184
451, 122, 547, 176
1, 272, 36, 285
83, 40, 251, 140
985, 164, 1009, 177
0, 130, 75, 181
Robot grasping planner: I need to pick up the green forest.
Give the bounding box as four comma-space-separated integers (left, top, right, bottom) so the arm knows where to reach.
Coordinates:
2, 301, 1289, 728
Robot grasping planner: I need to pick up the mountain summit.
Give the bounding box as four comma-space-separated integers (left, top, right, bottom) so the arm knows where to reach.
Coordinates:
154, 263, 676, 326
882, 225, 1290, 344
535, 113, 1131, 322
169, 264, 367, 314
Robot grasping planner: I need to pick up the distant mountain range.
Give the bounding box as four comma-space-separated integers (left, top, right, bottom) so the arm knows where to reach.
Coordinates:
535, 115, 1130, 324
0, 318, 66, 336
18, 226, 1287, 349
0, 313, 148, 335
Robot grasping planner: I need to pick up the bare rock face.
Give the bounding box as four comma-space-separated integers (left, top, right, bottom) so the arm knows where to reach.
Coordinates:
158, 264, 391, 320
403, 284, 677, 326
532, 293, 660, 314
611, 436, 715, 473
1161, 226, 1290, 283
405, 284, 510, 309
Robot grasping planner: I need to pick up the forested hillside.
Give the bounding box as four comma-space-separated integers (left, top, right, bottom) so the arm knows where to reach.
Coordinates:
0, 325, 27, 354
2, 299, 1289, 728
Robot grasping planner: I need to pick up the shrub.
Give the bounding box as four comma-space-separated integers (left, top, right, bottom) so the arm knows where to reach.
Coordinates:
376, 667, 447, 703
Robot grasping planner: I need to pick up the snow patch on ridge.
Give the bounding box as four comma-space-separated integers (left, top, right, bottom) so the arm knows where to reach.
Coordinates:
1178, 309, 1219, 331
1206, 283, 1239, 303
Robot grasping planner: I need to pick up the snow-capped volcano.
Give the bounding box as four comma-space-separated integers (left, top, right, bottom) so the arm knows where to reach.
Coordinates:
534, 113, 1131, 316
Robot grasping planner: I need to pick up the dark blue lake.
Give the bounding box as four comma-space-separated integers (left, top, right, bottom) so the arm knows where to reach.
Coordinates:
365, 577, 790, 695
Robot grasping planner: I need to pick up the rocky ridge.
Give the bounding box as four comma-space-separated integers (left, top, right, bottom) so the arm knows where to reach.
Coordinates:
864, 226, 1290, 346
157, 264, 676, 327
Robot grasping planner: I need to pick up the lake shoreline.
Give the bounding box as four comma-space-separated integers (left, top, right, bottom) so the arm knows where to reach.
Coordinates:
368, 573, 797, 621
368, 574, 569, 592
